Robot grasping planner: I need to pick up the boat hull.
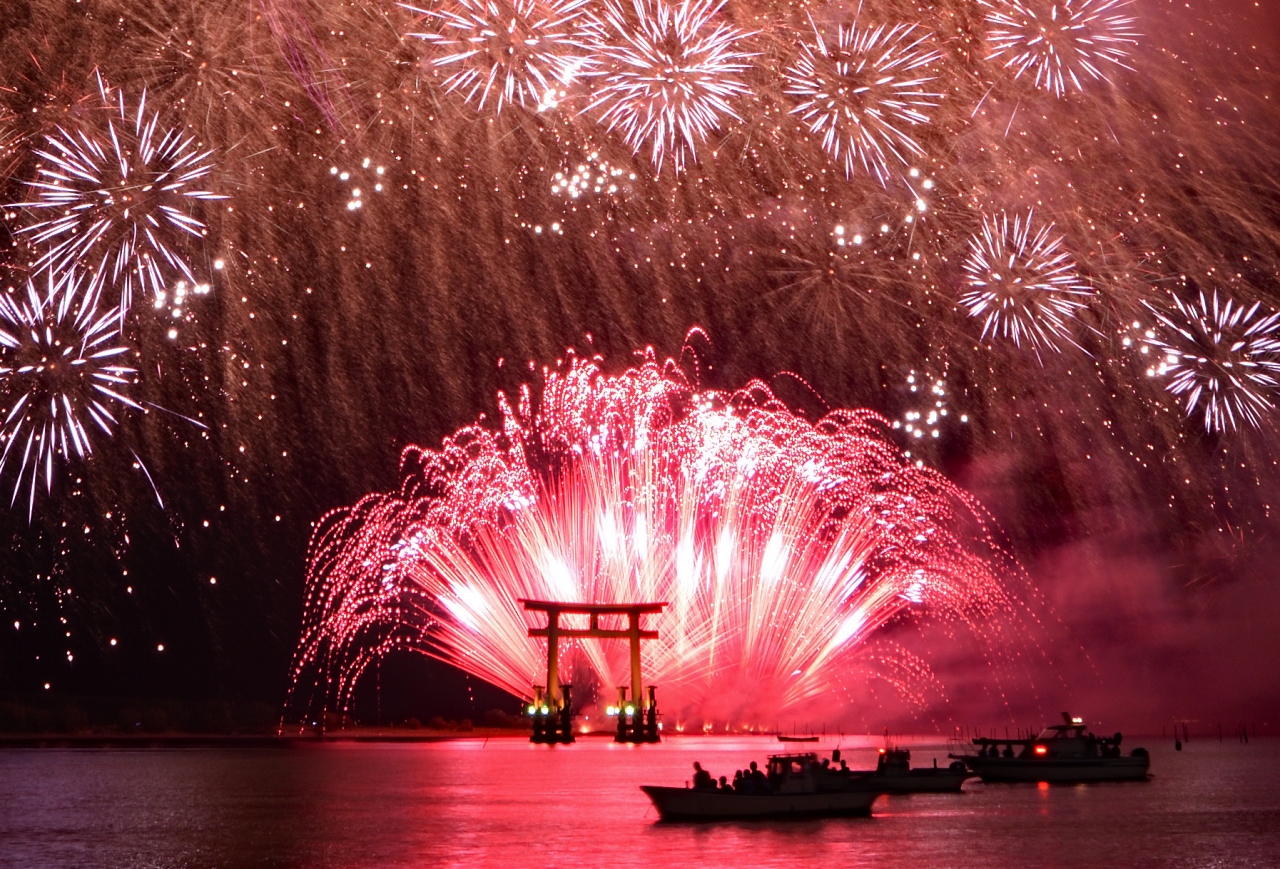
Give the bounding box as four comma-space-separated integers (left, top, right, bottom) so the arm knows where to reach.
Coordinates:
961, 755, 1150, 783
864, 771, 971, 794
641, 786, 879, 821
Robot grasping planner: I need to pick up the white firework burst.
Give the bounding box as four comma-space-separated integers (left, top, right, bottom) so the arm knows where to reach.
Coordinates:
406, 0, 597, 113
980, 0, 1138, 98
585, 0, 754, 171
0, 270, 140, 516
961, 210, 1093, 355
19, 77, 223, 319
1144, 290, 1280, 433
783, 20, 941, 182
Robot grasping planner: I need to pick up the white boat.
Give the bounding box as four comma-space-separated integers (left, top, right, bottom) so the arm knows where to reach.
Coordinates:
641, 753, 881, 820
953, 713, 1151, 783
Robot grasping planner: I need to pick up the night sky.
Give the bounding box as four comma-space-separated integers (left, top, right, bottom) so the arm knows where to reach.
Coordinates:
1, 0, 1278, 729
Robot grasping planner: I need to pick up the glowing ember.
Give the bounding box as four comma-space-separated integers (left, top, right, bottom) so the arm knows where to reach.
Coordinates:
292, 347, 1027, 725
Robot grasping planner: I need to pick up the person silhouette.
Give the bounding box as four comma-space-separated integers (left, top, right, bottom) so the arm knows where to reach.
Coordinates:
692, 762, 714, 790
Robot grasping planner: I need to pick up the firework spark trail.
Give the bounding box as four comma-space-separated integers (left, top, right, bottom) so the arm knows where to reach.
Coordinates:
1144, 290, 1280, 433
406, 0, 597, 113
981, 0, 1139, 98
0, 116, 19, 185
0, 270, 139, 517
18, 76, 224, 321
585, 0, 754, 171
292, 350, 1029, 724
783, 20, 941, 182
257, 0, 359, 130
960, 210, 1093, 357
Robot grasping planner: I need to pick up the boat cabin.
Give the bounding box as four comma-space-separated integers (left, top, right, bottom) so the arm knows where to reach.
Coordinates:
766, 753, 820, 794
969, 713, 1127, 760
1036, 715, 1089, 741
876, 748, 912, 775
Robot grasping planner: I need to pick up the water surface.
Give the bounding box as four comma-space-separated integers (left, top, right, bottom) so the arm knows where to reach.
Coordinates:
1, 735, 1276, 868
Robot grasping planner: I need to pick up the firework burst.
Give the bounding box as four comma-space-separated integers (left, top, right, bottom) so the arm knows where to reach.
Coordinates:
960, 210, 1092, 356
980, 0, 1139, 98
18, 77, 223, 320
1144, 290, 1280, 433
0, 270, 139, 516
406, 0, 597, 113
783, 20, 941, 182
118, 0, 293, 143
123, 0, 264, 99
585, 0, 754, 171
292, 350, 1027, 723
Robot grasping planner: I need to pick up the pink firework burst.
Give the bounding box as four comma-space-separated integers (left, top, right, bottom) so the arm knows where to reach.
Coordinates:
961, 210, 1093, 356
980, 0, 1138, 98
585, 0, 754, 171
783, 20, 941, 182
406, 0, 597, 113
0, 270, 138, 516
19, 77, 224, 320
291, 348, 1029, 725
1144, 290, 1280, 433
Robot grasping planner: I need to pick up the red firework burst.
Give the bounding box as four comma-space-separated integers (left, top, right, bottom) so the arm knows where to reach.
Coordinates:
291, 347, 1029, 725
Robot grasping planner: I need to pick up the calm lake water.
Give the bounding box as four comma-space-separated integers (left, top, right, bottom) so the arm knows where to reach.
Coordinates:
0, 735, 1276, 868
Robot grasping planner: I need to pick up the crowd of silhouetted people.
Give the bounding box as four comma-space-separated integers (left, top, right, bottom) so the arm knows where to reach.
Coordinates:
692, 750, 855, 795
693, 760, 773, 794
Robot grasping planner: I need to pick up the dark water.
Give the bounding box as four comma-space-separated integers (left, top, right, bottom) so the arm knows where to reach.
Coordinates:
1, 735, 1276, 868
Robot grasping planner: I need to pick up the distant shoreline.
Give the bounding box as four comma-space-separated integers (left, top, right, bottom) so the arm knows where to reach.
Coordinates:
0, 729, 533, 748
3, 730, 1263, 748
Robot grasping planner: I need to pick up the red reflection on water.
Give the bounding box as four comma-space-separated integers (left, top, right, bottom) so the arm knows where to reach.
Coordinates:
0, 736, 1277, 869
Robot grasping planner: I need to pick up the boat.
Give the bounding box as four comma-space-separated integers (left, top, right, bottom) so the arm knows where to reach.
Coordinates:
951, 713, 1150, 783
641, 753, 881, 820
848, 747, 972, 794
776, 734, 819, 743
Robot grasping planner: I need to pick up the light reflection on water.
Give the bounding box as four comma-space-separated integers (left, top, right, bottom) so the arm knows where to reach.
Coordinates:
0, 735, 1277, 868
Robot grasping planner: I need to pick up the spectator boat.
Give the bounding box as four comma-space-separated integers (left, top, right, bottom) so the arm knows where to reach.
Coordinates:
951, 713, 1150, 783
641, 753, 881, 820
849, 747, 972, 794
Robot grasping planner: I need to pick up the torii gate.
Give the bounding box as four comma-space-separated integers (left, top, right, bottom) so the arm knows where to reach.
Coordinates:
521, 599, 667, 743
